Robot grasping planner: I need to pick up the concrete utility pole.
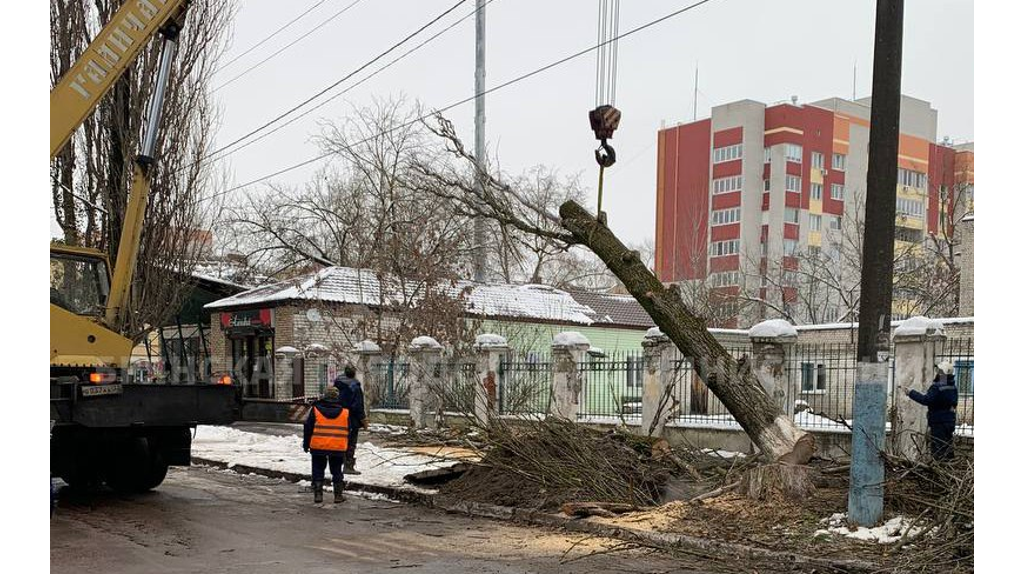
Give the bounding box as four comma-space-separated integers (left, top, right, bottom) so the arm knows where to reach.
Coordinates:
472, 0, 488, 283
848, 0, 904, 527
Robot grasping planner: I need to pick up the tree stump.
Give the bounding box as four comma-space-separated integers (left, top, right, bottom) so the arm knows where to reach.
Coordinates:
741, 464, 817, 501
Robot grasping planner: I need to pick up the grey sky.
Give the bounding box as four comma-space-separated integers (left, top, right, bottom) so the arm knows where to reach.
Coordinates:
210, 0, 974, 247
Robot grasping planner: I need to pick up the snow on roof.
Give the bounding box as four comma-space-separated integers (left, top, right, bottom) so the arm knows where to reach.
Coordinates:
205, 266, 599, 325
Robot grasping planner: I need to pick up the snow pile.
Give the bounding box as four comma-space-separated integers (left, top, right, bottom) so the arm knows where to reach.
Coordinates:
893, 316, 945, 338
749, 319, 797, 339
552, 331, 590, 347
354, 340, 381, 353
644, 326, 665, 339
701, 448, 746, 459
474, 333, 508, 348
192, 425, 457, 493
367, 423, 409, 435
814, 512, 926, 544
410, 336, 442, 349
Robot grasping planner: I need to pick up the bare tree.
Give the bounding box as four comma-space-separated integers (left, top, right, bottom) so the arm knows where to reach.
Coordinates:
50, 0, 236, 339
414, 116, 816, 477
224, 97, 478, 355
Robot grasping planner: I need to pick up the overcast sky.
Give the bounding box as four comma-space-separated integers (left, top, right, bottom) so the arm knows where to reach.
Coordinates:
209, 0, 974, 248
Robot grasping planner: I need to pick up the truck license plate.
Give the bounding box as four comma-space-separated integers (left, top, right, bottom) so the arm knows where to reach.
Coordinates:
81, 384, 123, 397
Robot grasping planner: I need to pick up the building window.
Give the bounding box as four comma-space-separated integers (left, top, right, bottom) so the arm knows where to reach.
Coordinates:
810, 183, 823, 200
713, 144, 743, 164
832, 153, 846, 171
955, 360, 974, 396
830, 183, 845, 200
710, 271, 740, 288
898, 167, 927, 189
764, 147, 772, 164
711, 207, 742, 226
785, 143, 803, 163
712, 175, 743, 195
895, 226, 923, 243
785, 175, 802, 192
801, 362, 827, 391
896, 197, 924, 218
829, 216, 842, 230
764, 179, 770, 192
811, 152, 825, 169
783, 239, 799, 256
810, 214, 822, 231
710, 240, 740, 257
784, 207, 800, 224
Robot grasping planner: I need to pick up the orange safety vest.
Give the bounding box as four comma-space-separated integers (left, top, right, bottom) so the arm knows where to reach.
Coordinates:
310, 406, 350, 452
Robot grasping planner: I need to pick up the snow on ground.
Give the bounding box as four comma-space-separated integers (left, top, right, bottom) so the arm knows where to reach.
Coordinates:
814, 512, 926, 544
192, 425, 459, 493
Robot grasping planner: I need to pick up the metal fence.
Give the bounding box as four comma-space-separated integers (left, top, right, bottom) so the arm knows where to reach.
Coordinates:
937, 338, 974, 428
497, 354, 552, 416
578, 353, 645, 422
669, 346, 754, 427
437, 360, 478, 415
364, 358, 410, 409
367, 338, 974, 433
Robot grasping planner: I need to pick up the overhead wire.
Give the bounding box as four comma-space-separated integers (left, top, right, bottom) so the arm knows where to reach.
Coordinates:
203, 0, 468, 165
213, 0, 365, 93
206, 0, 719, 201
205, 0, 500, 170
214, 0, 334, 74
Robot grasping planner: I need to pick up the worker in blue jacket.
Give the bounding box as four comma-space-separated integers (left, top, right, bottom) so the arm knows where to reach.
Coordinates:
333, 365, 368, 475
906, 361, 958, 461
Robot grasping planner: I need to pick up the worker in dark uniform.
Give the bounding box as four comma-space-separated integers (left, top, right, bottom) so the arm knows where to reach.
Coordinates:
302, 386, 349, 503
907, 361, 959, 461
333, 365, 368, 475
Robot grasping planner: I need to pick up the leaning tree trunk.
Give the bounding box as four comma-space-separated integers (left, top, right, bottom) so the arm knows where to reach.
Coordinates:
559, 200, 815, 465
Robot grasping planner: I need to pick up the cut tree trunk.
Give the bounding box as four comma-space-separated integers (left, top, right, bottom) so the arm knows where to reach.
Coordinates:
558, 200, 815, 466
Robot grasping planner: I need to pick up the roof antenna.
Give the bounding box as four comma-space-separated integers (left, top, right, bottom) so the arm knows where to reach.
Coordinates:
853, 60, 857, 100
693, 61, 699, 121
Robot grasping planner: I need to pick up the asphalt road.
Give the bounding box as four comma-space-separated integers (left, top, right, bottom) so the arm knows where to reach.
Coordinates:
51, 465, 715, 574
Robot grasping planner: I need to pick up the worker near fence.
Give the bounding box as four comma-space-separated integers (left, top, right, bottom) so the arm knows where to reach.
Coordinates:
302, 386, 349, 503
906, 361, 959, 461
333, 365, 368, 475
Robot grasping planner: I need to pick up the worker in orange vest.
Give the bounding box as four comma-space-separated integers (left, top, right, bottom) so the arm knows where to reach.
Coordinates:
302, 386, 350, 503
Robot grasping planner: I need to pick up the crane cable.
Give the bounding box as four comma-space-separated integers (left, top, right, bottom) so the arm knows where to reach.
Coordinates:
590, 0, 621, 225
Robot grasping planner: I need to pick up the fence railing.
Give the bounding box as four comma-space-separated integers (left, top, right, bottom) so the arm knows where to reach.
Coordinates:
365, 339, 974, 434
364, 358, 410, 409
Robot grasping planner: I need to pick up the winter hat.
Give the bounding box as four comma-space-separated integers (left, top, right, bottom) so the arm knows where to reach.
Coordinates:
936, 361, 954, 375
323, 386, 340, 400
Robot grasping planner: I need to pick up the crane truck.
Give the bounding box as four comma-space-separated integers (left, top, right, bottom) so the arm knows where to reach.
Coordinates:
50, 0, 235, 493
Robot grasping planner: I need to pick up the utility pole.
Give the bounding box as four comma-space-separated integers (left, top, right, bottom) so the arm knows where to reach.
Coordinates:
472, 0, 488, 283
848, 0, 904, 527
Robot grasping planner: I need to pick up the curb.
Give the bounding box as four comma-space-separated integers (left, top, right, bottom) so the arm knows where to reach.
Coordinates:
192, 457, 879, 573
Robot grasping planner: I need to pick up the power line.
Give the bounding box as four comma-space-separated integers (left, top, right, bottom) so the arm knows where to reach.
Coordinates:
205, 0, 468, 164
208, 0, 720, 200
214, 0, 365, 93
203, 0, 498, 170
215, 0, 333, 73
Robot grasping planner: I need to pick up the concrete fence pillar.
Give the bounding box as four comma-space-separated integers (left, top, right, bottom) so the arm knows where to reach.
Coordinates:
749, 319, 798, 418
550, 332, 590, 420
473, 334, 508, 425
408, 336, 444, 429
641, 327, 676, 437
889, 317, 947, 461
353, 340, 382, 409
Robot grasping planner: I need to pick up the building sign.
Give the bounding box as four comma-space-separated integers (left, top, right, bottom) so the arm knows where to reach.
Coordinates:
221, 309, 274, 330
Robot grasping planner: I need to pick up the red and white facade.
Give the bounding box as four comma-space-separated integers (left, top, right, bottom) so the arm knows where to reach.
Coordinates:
655, 95, 972, 327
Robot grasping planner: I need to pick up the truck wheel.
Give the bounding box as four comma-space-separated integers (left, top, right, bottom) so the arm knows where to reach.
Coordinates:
105, 438, 169, 493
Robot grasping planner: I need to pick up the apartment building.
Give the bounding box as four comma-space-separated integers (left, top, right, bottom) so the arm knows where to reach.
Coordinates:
655, 95, 973, 327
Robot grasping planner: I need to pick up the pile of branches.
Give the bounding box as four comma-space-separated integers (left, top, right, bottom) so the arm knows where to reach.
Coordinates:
441, 417, 675, 510
883, 443, 974, 573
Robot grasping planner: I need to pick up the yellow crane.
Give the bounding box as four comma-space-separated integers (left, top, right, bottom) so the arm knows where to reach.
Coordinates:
50, 0, 234, 493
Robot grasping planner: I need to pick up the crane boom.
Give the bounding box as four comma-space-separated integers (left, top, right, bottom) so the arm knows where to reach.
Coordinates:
50, 0, 188, 160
